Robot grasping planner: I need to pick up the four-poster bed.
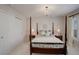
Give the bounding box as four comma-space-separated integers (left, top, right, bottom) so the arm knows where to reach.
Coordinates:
29, 16, 67, 55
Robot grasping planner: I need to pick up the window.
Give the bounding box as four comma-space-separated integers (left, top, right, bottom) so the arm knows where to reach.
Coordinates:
71, 14, 79, 40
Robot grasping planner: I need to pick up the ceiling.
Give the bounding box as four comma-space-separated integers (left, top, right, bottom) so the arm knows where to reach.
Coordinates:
10, 4, 79, 18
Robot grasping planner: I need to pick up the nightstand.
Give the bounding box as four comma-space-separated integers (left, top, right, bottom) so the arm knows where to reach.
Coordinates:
29, 35, 35, 40
31, 35, 35, 39
55, 35, 62, 41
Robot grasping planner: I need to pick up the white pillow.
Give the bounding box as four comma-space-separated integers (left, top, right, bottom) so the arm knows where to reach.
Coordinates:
39, 30, 45, 36
45, 30, 52, 36
38, 30, 52, 36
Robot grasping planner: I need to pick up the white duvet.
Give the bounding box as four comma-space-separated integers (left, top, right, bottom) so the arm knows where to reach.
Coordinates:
32, 35, 64, 43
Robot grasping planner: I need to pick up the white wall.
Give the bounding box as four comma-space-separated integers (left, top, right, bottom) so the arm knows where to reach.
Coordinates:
52, 17, 65, 42
32, 16, 52, 33
0, 5, 27, 54
31, 16, 65, 41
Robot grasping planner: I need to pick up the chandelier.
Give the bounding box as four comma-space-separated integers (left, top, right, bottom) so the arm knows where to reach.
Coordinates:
45, 6, 48, 16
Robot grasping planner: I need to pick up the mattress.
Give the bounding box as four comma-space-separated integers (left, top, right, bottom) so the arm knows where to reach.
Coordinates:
32, 35, 64, 48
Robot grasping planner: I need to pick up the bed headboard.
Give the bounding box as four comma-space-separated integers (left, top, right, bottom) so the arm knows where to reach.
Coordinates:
36, 22, 54, 35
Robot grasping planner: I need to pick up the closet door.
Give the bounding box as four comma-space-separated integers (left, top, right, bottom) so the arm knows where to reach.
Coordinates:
0, 12, 10, 54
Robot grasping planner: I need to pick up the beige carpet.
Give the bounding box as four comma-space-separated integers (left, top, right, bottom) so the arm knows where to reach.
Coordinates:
10, 41, 79, 55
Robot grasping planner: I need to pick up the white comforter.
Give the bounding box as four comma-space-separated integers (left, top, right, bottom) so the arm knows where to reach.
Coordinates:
32, 35, 64, 43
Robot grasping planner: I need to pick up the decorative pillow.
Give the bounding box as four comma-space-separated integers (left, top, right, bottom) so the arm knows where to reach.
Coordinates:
38, 30, 52, 36
45, 30, 52, 36
41, 30, 46, 36
38, 30, 45, 36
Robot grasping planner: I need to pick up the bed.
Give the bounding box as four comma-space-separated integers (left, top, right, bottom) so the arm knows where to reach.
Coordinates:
32, 35, 64, 48
31, 35, 66, 54
29, 16, 67, 55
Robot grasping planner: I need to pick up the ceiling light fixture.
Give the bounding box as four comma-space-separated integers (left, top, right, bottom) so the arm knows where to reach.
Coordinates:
45, 6, 48, 16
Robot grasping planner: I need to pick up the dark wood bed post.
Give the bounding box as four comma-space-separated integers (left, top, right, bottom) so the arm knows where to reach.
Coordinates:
64, 16, 67, 55
52, 22, 54, 34
30, 16, 32, 55
36, 23, 38, 35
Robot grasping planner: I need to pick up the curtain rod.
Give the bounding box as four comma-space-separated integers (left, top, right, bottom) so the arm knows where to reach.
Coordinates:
69, 12, 79, 17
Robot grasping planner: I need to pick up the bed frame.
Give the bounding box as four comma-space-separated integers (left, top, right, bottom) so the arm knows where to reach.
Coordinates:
29, 16, 67, 55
